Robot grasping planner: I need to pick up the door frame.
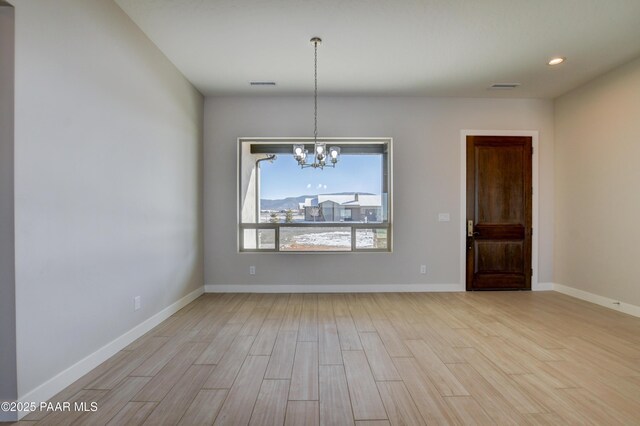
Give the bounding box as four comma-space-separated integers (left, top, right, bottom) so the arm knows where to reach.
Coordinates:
459, 130, 540, 291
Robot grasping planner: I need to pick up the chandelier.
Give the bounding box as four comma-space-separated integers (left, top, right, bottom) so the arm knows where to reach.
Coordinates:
293, 37, 341, 169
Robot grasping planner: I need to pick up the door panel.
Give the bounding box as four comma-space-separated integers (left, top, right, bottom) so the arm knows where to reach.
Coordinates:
476, 145, 525, 224
466, 136, 532, 291
475, 241, 524, 273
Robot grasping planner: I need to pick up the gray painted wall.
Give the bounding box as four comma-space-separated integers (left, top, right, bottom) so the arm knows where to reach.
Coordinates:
204, 96, 555, 287
0, 1, 17, 404
555, 55, 640, 306
13, 0, 203, 397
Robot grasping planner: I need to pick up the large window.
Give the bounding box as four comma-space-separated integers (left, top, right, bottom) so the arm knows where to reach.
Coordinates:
238, 138, 392, 252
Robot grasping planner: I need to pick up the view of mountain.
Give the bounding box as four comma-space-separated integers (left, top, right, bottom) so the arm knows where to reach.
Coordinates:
260, 195, 312, 211
260, 192, 375, 211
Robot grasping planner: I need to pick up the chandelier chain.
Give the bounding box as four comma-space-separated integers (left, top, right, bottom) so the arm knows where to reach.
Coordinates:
314, 39, 318, 144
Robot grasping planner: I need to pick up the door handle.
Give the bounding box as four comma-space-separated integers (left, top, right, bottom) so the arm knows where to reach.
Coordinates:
467, 220, 480, 250
467, 220, 480, 237
467, 220, 474, 237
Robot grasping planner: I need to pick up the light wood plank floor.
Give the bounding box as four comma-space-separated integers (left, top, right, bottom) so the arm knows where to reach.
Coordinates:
16, 292, 640, 425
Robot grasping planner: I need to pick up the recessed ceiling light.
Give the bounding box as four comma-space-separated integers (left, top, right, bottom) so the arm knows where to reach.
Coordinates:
548, 57, 565, 66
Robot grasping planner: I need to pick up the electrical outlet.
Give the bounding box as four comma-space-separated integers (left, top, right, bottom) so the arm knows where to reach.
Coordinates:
134, 296, 141, 311
249, 265, 256, 275
420, 265, 427, 274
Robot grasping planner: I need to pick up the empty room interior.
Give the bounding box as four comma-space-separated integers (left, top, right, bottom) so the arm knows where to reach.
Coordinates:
2, 0, 640, 424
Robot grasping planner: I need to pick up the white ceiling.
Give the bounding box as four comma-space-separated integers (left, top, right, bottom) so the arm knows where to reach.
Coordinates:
115, 0, 640, 98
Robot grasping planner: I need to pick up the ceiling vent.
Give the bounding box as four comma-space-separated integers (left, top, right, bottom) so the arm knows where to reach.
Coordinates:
250, 81, 276, 86
489, 83, 521, 89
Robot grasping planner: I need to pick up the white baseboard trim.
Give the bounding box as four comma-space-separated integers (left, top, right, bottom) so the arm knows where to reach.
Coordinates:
14, 286, 204, 420
553, 283, 640, 318
534, 282, 554, 291
205, 283, 464, 293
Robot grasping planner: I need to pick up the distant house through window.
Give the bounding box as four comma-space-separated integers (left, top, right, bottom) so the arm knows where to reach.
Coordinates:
238, 138, 392, 252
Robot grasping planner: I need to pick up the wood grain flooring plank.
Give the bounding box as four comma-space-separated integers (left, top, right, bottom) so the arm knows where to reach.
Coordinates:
85, 337, 169, 390
445, 396, 495, 425
319, 323, 343, 365
130, 335, 191, 377
204, 335, 255, 389
265, 331, 298, 379
358, 294, 387, 321
239, 307, 269, 337
256, 294, 278, 309
142, 364, 215, 425
359, 332, 400, 381
214, 356, 270, 426
227, 297, 258, 325
475, 321, 562, 362
133, 342, 208, 402
290, 341, 319, 400
317, 294, 336, 323
74, 377, 151, 426
106, 401, 156, 426
285, 401, 319, 426
411, 322, 467, 364
342, 351, 387, 421
459, 348, 545, 414
393, 357, 458, 425
250, 318, 281, 356
371, 320, 411, 358
558, 386, 638, 425
542, 359, 640, 418
405, 340, 468, 396
563, 336, 640, 377
376, 381, 426, 425
249, 379, 289, 426
191, 311, 233, 342
177, 389, 227, 426
347, 294, 376, 332
448, 362, 527, 425
266, 294, 290, 320
508, 373, 591, 424
281, 294, 303, 332
336, 316, 362, 351
152, 305, 209, 338
332, 294, 351, 317
298, 294, 319, 342
319, 365, 354, 426
195, 323, 244, 365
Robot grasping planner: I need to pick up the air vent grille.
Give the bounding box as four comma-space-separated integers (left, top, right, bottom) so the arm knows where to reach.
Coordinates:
250, 81, 276, 86
490, 83, 521, 89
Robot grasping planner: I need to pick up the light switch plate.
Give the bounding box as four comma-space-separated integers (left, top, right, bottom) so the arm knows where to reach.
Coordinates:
438, 213, 450, 222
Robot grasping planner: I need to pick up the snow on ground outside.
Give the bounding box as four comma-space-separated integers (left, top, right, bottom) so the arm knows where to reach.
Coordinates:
280, 229, 376, 249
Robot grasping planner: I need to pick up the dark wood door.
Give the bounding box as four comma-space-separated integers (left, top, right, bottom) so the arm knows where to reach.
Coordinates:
466, 136, 532, 291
